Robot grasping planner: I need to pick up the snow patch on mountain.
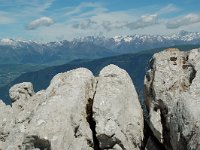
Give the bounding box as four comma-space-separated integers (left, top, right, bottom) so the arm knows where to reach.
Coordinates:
0, 38, 16, 46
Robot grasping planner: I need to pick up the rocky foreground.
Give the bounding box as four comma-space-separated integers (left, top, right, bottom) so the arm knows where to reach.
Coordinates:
0, 48, 200, 150
0, 65, 143, 150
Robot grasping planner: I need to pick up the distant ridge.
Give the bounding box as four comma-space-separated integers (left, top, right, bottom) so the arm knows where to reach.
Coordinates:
0, 31, 200, 65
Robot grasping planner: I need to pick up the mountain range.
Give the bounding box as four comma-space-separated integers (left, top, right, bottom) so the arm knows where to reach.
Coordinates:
0, 39, 115, 65
1, 30, 200, 65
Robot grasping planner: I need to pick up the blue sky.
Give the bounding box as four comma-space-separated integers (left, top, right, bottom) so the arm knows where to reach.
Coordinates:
0, 0, 200, 41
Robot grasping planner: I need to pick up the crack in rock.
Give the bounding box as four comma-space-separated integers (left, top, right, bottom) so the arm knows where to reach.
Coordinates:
86, 79, 100, 150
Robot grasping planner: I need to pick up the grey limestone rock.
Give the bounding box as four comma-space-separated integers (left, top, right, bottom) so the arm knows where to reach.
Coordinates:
93, 64, 144, 150
145, 48, 200, 150
1, 68, 94, 150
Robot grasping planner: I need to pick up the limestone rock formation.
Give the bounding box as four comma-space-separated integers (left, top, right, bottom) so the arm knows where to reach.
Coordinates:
2, 68, 95, 150
93, 65, 144, 150
145, 48, 200, 150
0, 65, 144, 150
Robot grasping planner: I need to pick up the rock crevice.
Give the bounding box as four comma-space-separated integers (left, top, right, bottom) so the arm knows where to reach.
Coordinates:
86, 79, 100, 150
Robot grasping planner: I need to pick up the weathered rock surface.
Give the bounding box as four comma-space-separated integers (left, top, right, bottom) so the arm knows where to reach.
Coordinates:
0, 100, 14, 149
145, 48, 200, 150
9, 82, 35, 103
0, 65, 144, 150
93, 65, 144, 149
1, 68, 95, 150
9, 82, 35, 112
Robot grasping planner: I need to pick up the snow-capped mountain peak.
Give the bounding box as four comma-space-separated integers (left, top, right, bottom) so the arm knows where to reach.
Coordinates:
0, 38, 15, 45
0, 31, 200, 53
0, 30, 200, 65
177, 30, 190, 36
113, 35, 134, 43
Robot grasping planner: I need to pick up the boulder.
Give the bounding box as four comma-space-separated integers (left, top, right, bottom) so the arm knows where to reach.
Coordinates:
144, 48, 200, 150
1, 68, 94, 150
93, 65, 144, 149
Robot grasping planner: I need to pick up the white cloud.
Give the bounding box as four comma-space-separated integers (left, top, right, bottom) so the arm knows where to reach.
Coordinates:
68, 2, 160, 32
63, 2, 103, 17
0, 12, 14, 24
32, 7, 163, 41
126, 14, 159, 29
158, 4, 180, 15
26, 17, 55, 30
0, 0, 54, 23
84, 4, 178, 31
71, 11, 131, 31
72, 19, 97, 29
33, 12, 161, 42
166, 13, 200, 29
0, 0, 54, 13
